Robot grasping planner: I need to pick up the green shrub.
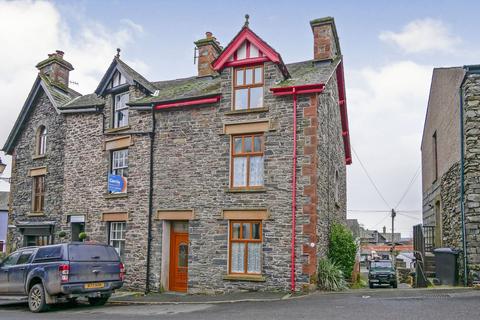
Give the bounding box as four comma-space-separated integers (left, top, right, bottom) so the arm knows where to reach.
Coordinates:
78, 232, 88, 241
328, 223, 357, 279
58, 231, 67, 238
317, 258, 348, 291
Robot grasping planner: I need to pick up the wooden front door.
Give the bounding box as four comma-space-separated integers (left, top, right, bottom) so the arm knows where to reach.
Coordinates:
169, 222, 189, 292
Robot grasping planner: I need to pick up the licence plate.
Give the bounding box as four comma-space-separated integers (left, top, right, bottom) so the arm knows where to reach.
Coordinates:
370, 279, 379, 283
84, 282, 105, 289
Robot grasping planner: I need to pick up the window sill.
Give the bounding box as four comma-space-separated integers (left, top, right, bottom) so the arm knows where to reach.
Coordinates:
28, 212, 45, 217
223, 274, 266, 282
105, 125, 131, 134
104, 193, 128, 199
32, 154, 46, 160
225, 107, 269, 115
226, 188, 267, 193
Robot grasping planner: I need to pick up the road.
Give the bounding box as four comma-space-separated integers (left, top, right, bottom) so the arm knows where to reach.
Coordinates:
1, 288, 479, 320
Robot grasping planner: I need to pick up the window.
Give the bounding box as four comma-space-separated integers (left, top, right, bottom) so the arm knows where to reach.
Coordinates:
113, 92, 129, 128
432, 131, 438, 182
32, 175, 45, 213
109, 71, 127, 88
17, 251, 34, 265
229, 221, 262, 274
25, 235, 52, 248
233, 65, 264, 110
33, 245, 62, 261
231, 134, 264, 189
109, 222, 126, 258
36, 126, 47, 156
1, 252, 20, 267
111, 149, 128, 177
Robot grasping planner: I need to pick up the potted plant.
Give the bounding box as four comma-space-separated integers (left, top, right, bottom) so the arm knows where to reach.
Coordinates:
78, 232, 88, 242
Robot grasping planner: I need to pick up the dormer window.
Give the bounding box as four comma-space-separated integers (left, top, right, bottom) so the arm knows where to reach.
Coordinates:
114, 92, 129, 128
35, 126, 47, 156
109, 70, 126, 89
233, 65, 264, 110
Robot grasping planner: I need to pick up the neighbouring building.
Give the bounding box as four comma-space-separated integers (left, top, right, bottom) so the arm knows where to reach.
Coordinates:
2, 16, 351, 293
0, 192, 8, 253
421, 65, 480, 283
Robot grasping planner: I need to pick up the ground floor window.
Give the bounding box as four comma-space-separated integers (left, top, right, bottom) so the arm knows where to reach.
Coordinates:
109, 222, 126, 258
229, 220, 262, 274
24, 235, 52, 247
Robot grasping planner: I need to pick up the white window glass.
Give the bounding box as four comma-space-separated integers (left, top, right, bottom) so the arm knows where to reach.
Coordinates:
234, 89, 248, 110
112, 149, 128, 177
231, 242, 245, 273
236, 42, 247, 60
250, 44, 260, 58
38, 127, 47, 155
109, 222, 126, 258
254, 67, 262, 84
234, 137, 242, 153
245, 69, 253, 85
249, 156, 264, 186
114, 92, 129, 128
249, 87, 263, 109
236, 69, 244, 86
247, 243, 261, 273
233, 157, 247, 187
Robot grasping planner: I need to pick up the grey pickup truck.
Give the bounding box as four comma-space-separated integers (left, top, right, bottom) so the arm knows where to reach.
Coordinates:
0, 243, 124, 312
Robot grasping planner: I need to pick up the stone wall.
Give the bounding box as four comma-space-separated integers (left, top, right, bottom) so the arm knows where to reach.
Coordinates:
463, 72, 480, 274
9, 91, 65, 250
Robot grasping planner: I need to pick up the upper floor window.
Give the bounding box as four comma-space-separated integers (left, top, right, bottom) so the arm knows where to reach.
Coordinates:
233, 65, 264, 110
32, 175, 45, 213
111, 149, 128, 177
36, 126, 47, 156
114, 92, 129, 128
231, 134, 264, 189
109, 70, 127, 88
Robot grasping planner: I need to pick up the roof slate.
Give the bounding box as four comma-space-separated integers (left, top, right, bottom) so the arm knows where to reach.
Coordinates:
129, 76, 221, 106
60, 93, 105, 110
275, 59, 339, 87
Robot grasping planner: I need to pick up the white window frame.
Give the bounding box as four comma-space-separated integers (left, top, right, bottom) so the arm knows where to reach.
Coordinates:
110, 71, 126, 88
37, 126, 47, 156
111, 149, 128, 177
109, 222, 126, 258
114, 92, 129, 128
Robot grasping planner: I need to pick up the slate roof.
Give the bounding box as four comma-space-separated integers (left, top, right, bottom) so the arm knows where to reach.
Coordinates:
60, 93, 105, 110
129, 59, 337, 106
275, 59, 339, 87
129, 76, 222, 106
40, 74, 81, 107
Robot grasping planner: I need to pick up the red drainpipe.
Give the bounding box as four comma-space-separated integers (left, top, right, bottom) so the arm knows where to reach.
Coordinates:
270, 84, 325, 292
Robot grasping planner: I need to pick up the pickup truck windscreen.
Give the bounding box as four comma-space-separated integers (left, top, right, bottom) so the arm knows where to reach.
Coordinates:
68, 244, 119, 262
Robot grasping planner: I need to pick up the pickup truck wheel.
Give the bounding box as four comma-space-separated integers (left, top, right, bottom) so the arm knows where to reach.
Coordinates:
369, 282, 374, 289
88, 296, 110, 307
28, 283, 49, 313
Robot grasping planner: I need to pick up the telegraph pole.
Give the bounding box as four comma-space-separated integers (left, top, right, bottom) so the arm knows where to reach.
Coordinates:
391, 209, 396, 264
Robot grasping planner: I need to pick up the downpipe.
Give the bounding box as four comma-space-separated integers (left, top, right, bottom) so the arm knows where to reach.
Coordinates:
291, 89, 297, 292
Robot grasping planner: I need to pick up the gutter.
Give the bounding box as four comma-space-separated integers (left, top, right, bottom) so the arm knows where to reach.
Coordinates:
270, 83, 325, 292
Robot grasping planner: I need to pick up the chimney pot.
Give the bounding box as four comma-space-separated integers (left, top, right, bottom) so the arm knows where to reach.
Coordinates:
206, 32, 213, 39
56, 50, 64, 57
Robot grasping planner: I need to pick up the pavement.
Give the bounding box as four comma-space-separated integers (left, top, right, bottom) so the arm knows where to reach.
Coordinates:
1, 287, 479, 320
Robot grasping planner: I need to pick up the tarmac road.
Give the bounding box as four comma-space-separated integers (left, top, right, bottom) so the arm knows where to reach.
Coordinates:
0, 288, 479, 320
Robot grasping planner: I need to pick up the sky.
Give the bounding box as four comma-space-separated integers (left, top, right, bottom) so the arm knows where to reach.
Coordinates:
0, 0, 478, 236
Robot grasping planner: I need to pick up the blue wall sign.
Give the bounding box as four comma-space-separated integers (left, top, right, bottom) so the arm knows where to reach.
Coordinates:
108, 174, 127, 193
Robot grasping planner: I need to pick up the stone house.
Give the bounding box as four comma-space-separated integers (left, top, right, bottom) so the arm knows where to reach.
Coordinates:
2, 16, 351, 293
421, 65, 480, 283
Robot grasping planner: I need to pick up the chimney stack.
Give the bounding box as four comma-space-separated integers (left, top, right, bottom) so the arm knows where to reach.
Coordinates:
194, 32, 222, 77
36, 50, 74, 88
310, 17, 341, 61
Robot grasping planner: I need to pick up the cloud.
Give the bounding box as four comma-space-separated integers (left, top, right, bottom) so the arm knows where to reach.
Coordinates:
379, 18, 461, 54
0, 0, 146, 151
346, 61, 432, 236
